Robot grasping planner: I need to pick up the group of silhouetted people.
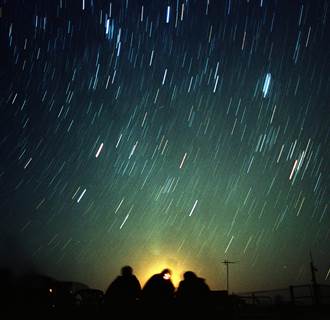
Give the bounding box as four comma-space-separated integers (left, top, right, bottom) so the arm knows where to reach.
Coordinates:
103, 266, 212, 316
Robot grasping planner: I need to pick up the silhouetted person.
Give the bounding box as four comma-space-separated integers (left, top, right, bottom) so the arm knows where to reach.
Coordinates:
176, 271, 211, 315
141, 268, 175, 313
103, 265, 141, 314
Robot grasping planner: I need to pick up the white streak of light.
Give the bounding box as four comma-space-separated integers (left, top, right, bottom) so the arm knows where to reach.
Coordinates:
166, 6, 171, 23
95, 143, 104, 158
263, 73, 271, 97
305, 26, 311, 47
129, 141, 138, 159
289, 159, 298, 180
179, 152, 187, 169
296, 197, 305, 216
141, 112, 147, 127
189, 200, 198, 217
120, 213, 130, 229
325, 267, 330, 281
277, 145, 284, 163
140, 5, 144, 22
72, 186, 81, 199
149, 50, 154, 66
243, 236, 252, 254
77, 188, 86, 203
24, 157, 32, 169
162, 68, 168, 85
115, 198, 124, 214
213, 75, 219, 93
225, 235, 234, 254
116, 134, 122, 148
270, 104, 277, 124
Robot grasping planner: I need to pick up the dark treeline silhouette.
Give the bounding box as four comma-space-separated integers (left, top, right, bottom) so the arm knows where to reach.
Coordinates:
1, 264, 329, 319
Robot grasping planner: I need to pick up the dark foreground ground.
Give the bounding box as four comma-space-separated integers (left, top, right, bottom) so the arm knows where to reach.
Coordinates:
1, 273, 329, 319
2, 300, 329, 319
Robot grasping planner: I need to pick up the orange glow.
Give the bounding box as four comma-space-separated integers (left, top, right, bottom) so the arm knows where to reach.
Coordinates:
132, 252, 195, 288
137, 256, 190, 288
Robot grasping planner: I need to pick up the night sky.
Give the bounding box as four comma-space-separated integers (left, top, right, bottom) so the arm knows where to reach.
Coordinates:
0, 0, 329, 294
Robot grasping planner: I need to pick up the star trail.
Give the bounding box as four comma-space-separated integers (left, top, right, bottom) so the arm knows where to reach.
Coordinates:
0, 0, 329, 293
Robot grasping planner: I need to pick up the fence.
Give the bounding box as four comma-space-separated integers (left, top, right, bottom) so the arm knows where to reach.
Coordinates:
237, 284, 330, 306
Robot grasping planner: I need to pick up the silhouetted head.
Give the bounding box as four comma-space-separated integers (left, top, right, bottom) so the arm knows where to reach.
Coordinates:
121, 265, 133, 276
183, 271, 197, 280
161, 268, 172, 280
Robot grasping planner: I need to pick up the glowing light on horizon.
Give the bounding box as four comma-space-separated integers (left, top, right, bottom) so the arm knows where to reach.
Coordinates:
137, 257, 189, 288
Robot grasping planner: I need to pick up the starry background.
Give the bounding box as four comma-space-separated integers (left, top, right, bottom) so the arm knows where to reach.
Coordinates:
0, 0, 329, 293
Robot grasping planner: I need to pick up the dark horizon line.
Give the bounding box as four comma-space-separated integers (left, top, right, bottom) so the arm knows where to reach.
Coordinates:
2, 265, 329, 296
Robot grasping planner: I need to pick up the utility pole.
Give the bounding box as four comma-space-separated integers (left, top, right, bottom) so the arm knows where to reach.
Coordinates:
310, 251, 320, 305
222, 259, 238, 294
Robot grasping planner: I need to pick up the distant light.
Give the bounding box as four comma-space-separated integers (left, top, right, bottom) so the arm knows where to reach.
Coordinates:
49, 288, 53, 293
